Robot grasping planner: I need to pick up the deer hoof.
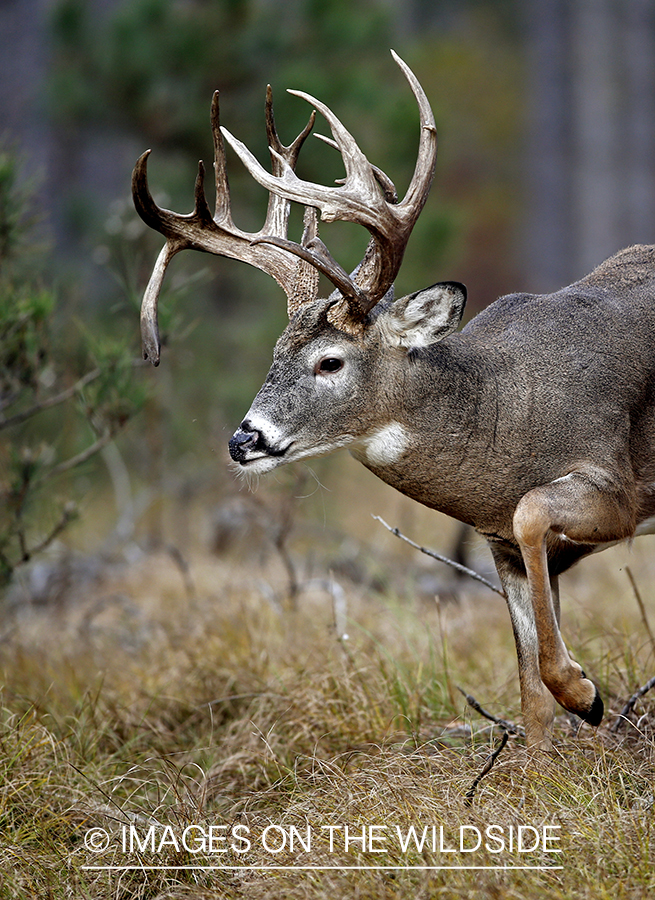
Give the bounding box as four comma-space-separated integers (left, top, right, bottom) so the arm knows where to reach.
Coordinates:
580, 688, 604, 727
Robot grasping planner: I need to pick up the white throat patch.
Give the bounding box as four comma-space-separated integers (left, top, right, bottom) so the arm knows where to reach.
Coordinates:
358, 422, 409, 466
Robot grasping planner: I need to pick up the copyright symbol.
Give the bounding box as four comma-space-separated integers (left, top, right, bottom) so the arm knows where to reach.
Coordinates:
84, 828, 110, 852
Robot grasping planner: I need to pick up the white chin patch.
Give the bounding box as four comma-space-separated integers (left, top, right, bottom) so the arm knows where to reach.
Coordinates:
356, 422, 409, 466
238, 454, 283, 476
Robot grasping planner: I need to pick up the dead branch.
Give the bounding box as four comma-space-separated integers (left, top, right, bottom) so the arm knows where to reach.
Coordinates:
625, 567, 655, 659
24, 503, 78, 561
373, 515, 505, 597
610, 675, 655, 732
458, 686, 524, 737
464, 730, 509, 806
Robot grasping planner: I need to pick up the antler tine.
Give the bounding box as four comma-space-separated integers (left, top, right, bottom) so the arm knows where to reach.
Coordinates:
210, 91, 231, 223
132, 150, 198, 364
263, 84, 316, 238
139, 242, 176, 365
132, 89, 319, 364
220, 121, 394, 316
221, 116, 385, 232
266, 84, 316, 173
390, 50, 437, 219
286, 88, 381, 211
314, 133, 399, 204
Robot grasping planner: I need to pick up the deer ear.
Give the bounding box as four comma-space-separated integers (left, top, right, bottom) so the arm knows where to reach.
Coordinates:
379, 281, 467, 349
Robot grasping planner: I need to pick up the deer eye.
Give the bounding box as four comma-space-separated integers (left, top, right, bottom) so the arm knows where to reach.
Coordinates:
315, 356, 344, 375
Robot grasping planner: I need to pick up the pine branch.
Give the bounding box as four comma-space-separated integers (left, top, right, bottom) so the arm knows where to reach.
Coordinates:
0, 367, 101, 431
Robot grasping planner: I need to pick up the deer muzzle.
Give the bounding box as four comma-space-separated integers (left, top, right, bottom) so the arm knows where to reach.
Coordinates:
228, 419, 290, 466
228, 426, 264, 463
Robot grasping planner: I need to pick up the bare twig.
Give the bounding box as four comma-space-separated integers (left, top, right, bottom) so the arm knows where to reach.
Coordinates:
0, 367, 101, 431
24, 503, 77, 561
625, 567, 655, 659
0, 356, 147, 433
464, 730, 509, 806
458, 686, 524, 737
167, 545, 196, 603
610, 675, 655, 732
35, 430, 116, 484
373, 515, 505, 597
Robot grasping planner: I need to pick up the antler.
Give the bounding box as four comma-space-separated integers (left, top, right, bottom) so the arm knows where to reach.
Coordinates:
133, 51, 437, 359
221, 50, 437, 320
132, 88, 318, 364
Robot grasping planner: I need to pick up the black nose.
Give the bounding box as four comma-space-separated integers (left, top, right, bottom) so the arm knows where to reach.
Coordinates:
228, 425, 262, 462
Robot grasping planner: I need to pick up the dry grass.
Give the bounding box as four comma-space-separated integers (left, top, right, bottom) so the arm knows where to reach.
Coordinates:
1, 466, 654, 898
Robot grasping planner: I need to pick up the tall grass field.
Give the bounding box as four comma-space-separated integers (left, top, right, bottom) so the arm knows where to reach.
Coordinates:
1, 461, 653, 898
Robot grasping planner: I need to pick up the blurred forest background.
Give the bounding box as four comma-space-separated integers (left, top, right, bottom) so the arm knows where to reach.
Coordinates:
4, 8, 655, 897
2, 0, 655, 592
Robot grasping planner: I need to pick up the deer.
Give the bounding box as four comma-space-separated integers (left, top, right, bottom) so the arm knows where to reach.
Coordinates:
132, 51, 655, 751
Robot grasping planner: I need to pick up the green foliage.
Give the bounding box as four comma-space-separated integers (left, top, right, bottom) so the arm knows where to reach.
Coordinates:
0, 154, 31, 264
0, 151, 146, 587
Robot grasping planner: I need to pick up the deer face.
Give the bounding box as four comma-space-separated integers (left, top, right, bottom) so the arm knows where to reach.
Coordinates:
228, 283, 467, 474
228, 300, 381, 473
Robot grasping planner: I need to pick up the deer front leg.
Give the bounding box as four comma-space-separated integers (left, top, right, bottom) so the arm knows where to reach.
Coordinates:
492, 549, 558, 750
512, 469, 634, 729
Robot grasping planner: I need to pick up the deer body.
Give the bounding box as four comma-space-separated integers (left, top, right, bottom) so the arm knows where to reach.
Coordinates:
229, 245, 655, 749
133, 53, 655, 750
239, 244, 655, 544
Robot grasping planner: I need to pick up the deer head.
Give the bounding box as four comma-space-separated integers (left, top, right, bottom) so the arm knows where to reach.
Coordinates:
132, 52, 467, 474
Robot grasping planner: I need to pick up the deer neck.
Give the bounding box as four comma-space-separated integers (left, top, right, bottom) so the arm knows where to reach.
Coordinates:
350, 336, 511, 529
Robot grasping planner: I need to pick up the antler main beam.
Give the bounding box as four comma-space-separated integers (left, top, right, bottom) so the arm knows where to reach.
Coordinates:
132, 89, 316, 364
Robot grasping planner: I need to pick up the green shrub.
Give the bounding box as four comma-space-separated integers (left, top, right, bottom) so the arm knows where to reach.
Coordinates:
0, 149, 146, 587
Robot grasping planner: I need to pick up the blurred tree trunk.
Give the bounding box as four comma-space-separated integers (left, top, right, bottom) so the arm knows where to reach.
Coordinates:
522, 0, 655, 291
0, 0, 52, 185
623, 0, 655, 242
570, 0, 620, 274
523, 0, 571, 292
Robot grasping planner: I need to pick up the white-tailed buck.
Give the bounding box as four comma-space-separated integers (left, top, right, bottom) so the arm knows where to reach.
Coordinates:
133, 52, 655, 750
